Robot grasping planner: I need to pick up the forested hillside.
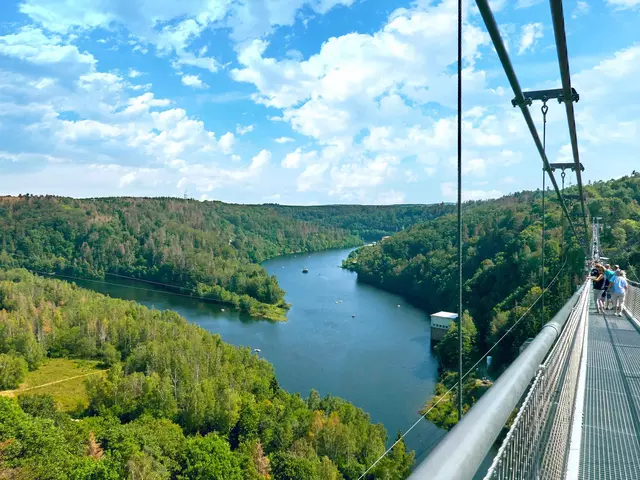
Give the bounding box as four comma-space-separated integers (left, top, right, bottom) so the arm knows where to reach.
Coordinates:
0, 196, 454, 321
345, 173, 640, 428
0, 268, 413, 479
266, 204, 456, 239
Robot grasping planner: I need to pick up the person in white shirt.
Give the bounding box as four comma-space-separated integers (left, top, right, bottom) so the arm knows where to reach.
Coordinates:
610, 270, 628, 317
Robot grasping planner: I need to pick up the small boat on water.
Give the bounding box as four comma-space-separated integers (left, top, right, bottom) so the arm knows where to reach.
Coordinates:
302, 268, 309, 273
254, 348, 261, 353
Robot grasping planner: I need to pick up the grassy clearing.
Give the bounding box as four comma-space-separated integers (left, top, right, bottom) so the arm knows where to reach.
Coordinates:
0, 358, 106, 412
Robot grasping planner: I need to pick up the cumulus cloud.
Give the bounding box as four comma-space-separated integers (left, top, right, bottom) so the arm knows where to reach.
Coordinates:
236, 124, 254, 135
218, 132, 235, 154
282, 148, 317, 169
181, 74, 207, 89
572, 1, 590, 18
518, 23, 543, 55
275, 136, 294, 143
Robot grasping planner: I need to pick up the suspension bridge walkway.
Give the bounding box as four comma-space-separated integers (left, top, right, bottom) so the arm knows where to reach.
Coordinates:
399, 0, 640, 477
407, 278, 640, 480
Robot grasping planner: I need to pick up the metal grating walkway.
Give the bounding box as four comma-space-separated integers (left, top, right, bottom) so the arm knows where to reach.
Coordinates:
579, 305, 640, 480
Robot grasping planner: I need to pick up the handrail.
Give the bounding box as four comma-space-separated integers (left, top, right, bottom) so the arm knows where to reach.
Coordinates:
408, 287, 584, 479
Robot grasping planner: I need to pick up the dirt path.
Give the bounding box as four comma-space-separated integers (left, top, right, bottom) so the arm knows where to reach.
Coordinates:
0, 371, 103, 398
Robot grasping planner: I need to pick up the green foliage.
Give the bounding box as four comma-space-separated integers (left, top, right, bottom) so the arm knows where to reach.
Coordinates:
18, 393, 59, 419
0, 196, 455, 321
347, 174, 640, 429
180, 433, 243, 479
434, 311, 477, 371
0, 196, 365, 320
0, 353, 28, 389
0, 269, 414, 479
267, 203, 456, 239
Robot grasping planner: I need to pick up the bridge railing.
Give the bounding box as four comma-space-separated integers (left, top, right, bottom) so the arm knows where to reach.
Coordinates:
484, 281, 590, 479
624, 279, 640, 322
409, 282, 591, 480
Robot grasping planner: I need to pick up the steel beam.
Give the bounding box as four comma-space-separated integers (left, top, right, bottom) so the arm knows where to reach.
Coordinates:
549, 162, 584, 172
472, 0, 588, 257
511, 87, 579, 107
549, 0, 590, 245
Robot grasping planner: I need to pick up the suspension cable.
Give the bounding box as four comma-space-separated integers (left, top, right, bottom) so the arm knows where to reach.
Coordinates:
561, 170, 566, 276
541, 101, 548, 326
456, 0, 464, 424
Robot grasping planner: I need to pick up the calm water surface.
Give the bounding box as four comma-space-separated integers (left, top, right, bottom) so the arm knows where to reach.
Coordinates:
76, 248, 444, 458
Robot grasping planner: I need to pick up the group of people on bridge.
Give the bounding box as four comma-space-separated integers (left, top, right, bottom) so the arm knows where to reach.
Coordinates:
590, 262, 629, 316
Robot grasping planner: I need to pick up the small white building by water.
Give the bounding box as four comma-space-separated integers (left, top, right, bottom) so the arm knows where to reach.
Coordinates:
430, 311, 458, 343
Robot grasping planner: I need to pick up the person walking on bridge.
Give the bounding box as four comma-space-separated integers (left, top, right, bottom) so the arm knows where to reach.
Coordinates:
590, 263, 606, 314
611, 269, 629, 317
603, 264, 616, 309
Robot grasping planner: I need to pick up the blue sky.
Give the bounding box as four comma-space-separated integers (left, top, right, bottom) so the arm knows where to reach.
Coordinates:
0, 0, 638, 205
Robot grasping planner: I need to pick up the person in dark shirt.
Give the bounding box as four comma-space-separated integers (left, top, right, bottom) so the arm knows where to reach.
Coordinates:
590, 263, 605, 313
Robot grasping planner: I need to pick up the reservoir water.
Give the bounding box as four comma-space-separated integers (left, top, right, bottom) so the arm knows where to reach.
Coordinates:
75, 247, 443, 459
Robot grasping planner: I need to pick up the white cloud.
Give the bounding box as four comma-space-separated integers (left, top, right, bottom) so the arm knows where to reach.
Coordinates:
606, 0, 640, 9
463, 158, 486, 176
218, 132, 235, 154
275, 136, 294, 143
518, 23, 543, 55
283, 148, 302, 169
297, 163, 328, 192
251, 149, 271, 169
181, 74, 207, 89
441, 182, 502, 201
282, 147, 318, 169
128, 68, 143, 78
119, 171, 137, 187
0, 26, 95, 70
16, 0, 356, 71
236, 124, 254, 135
572, 1, 590, 18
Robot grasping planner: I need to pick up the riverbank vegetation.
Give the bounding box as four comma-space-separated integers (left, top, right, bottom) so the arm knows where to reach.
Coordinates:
0, 196, 455, 321
345, 173, 640, 429
0, 268, 414, 479
0, 196, 363, 321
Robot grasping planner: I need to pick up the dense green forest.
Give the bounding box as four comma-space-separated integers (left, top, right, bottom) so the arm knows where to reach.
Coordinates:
0, 268, 413, 479
0, 197, 453, 322
265, 204, 456, 240
345, 173, 640, 428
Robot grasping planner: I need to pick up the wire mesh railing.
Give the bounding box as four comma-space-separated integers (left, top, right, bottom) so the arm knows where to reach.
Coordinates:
624, 280, 640, 322
483, 281, 590, 479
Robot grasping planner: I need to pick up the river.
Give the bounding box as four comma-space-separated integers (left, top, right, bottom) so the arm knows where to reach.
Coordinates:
75, 247, 444, 461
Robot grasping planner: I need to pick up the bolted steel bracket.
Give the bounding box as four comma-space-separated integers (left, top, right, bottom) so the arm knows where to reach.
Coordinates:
511, 88, 580, 108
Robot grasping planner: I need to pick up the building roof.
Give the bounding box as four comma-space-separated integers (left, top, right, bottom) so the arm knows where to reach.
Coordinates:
431, 311, 458, 319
